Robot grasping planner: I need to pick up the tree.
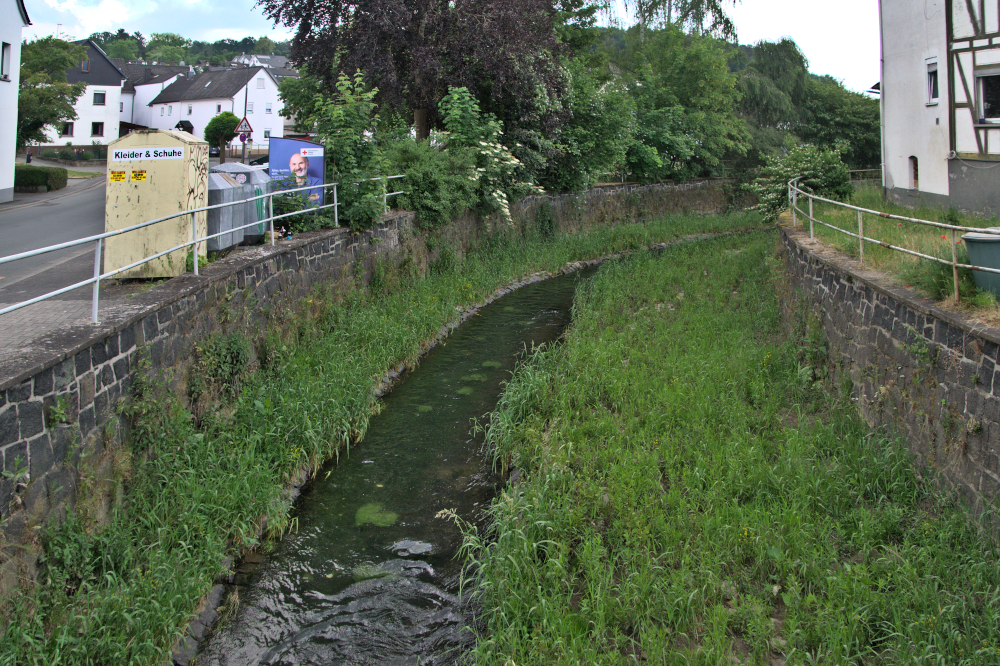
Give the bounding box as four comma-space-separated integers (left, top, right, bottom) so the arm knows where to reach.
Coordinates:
204, 112, 240, 164
105, 39, 138, 61
147, 32, 190, 63
259, 0, 566, 139
16, 37, 88, 150
799, 76, 880, 169
253, 36, 276, 54
614, 0, 738, 42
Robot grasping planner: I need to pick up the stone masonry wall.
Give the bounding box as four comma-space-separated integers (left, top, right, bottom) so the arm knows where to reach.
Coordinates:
780, 224, 1000, 516
0, 180, 730, 596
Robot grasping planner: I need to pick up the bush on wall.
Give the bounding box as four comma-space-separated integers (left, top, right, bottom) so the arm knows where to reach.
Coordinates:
14, 165, 68, 191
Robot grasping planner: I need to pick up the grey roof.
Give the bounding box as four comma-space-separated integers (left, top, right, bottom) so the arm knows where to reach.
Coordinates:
149, 67, 273, 105
232, 54, 289, 69
66, 41, 126, 86
16, 0, 30, 24
267, 67, 299, 83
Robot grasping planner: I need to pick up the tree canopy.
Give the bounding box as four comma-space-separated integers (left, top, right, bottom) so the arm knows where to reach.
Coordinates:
16, 37, 88, 150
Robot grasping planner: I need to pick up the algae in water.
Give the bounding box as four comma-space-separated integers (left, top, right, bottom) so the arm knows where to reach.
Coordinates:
356, 503, 398, 527
460, 373, 488, 382
481, 361, 501, 369
456, 387, 474, 396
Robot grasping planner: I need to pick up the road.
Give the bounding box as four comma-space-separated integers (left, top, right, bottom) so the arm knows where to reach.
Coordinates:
0, 179, 106, 304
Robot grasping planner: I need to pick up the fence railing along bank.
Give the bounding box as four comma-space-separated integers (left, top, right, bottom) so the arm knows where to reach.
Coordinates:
787, 175, 1000, 301
0, 176, 405, 326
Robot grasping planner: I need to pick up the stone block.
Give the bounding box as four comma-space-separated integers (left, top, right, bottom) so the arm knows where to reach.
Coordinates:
158, 305, 174, 327
120, 324, 137, 354
105, 334, 120, 360
53, 357, 74, 390
33, 368, 54, 397
80, 372, 95, 407
26, 432, 53, 480
17, 401, 44, 440
78, 406, 95, 440
113, 357, 130, 382
46, 468, 74, 508
75, 349, 92, 377
94, 390, 111, 424
142, 314, 158, 343
6, 381, 31, 403
21, 475, 49, 526
49, 425, 76, 467
0, 407, 17, 447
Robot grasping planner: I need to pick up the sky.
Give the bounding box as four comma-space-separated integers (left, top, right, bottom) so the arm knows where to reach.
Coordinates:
20, 0, 882, 93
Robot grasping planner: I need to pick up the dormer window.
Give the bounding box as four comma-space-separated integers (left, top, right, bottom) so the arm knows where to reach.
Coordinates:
81, 59, 90, 72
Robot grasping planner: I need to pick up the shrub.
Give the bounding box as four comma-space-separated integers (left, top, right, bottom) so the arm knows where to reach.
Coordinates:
386, 139, 478, 230
751, 143, 852, 222
80, 151, 96, 161
57, 148, 75, 160
14, 164, 67, 191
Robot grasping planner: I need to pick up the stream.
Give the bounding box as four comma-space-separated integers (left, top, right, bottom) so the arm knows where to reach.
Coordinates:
198, 267, 597, 665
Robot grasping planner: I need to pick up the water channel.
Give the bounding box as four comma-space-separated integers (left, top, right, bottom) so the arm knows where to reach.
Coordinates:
199, 267, 598, 665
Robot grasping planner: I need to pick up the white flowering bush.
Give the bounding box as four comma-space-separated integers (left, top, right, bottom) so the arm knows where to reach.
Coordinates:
439, 87, 542, 225
751, 143, 853, 222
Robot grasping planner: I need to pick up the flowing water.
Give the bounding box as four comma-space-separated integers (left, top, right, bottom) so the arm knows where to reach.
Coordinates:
199, 267, 597, 665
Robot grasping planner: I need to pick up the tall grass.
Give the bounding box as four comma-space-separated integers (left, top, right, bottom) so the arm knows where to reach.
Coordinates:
0, 210, 763, 664
469, 232, 1000, 665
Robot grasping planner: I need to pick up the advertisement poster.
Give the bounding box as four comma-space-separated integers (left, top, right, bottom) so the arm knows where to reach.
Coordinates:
268, 138, 325, 207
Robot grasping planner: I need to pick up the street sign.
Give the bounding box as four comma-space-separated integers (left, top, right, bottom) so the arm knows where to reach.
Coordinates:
239, 133, 247, 143
235, 117, 253, 134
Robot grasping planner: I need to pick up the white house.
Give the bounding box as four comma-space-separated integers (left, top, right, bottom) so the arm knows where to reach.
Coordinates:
230, 54, 289, 69
147, 66, 284, 146
1, 0, 30, 202
39, 40, 125, 148
110, 60, 190, 128
881, 0, 1000, 215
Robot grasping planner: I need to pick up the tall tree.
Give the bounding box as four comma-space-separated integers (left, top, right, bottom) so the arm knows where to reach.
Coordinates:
615, 0, 738, 42
258, 0, 566, 139
17, 37, 88, 150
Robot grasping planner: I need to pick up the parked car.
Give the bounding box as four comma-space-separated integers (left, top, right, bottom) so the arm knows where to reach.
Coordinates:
249, 154, 269, 166
209, 146, 221, 157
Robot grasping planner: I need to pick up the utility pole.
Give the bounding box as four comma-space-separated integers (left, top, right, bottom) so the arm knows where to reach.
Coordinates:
242, 66, 250, 164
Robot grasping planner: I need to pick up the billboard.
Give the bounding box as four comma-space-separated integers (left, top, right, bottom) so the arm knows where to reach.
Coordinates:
268, 137, 325, 207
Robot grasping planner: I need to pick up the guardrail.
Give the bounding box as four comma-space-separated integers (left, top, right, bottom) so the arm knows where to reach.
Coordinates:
0, 175, 405, 324
787, 176, 1000, 301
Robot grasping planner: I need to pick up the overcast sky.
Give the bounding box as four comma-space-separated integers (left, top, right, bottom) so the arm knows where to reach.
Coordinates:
21, 0, 881, 93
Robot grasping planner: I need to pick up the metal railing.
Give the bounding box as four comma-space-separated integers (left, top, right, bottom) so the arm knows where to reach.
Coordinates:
787, 176, 1000, 301
0, 175, 405, 324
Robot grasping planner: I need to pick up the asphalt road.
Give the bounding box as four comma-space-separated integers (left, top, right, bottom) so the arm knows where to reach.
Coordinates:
0, 179, 107, 304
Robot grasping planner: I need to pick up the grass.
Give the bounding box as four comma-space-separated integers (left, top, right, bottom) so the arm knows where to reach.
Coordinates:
65, 170, 102, 179
0, 209, 764, 664
466, 231, 1000, 665
804, 185, 1000, 315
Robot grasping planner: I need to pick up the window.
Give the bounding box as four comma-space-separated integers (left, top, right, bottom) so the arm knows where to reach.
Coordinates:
927, 60, 939, 104
60, 122, 74, 137
168, 105, 172, 116
247, 102, 254, 113
256, 77, 264, 89
93, 91, 106, 105
187, 104, 192, 115
266, 103, 272, 114
909, 156, 919, 189
119, 101, 123, 112
1, 42, 11, 81
264, 129, 271, 138
92, 122, 104, 137
979, 73, 1000, 122
160, 107, 164, 116
216, 104, 221, 113
81, 59, 89, 72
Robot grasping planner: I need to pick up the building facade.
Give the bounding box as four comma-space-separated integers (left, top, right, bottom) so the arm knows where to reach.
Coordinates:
882, 0, 1000, 215
147, 67, 284, 146
1, 0, 30, 202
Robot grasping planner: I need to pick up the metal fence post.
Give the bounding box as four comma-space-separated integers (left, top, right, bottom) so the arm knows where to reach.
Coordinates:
191, 212, 199, 276
792, 188, 797, 227
952, 228, 960, 300
858, 210, 864, 265
383, 178, 388, 215
269, 193, 275, 246
333, 182, 339, 228
808, 196, 814, 239
91, 238, 102, 324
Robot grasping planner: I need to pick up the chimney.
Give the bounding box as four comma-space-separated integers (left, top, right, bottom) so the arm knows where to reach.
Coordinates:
145, 67, 152, 82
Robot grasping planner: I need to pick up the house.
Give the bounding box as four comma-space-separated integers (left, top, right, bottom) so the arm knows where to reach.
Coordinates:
1, 0, 29, 202
230, 54, 290, 69
881, 0, 1000, 215
39, 40, 125, 148
146, 66, 284, 146
110, 60, 191, 129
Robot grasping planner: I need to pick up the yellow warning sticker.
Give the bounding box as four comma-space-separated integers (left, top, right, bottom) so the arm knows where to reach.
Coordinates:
109, 171, 126, 182
130, 170, 147, 182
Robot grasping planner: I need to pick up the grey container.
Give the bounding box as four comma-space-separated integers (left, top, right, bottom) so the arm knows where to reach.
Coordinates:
961, 226, 1000, 295
210, 163, 275, 244
206, 173, 246, 252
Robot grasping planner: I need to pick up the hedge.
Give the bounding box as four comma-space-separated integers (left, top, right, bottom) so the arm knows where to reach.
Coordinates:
14, 164, 68, 191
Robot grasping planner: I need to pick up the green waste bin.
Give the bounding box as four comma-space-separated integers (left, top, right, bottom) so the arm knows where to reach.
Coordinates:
962, 227, 1000, 295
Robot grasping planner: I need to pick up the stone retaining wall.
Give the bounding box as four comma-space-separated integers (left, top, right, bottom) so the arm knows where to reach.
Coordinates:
0, 180, 730, 596
779, 224, 1000, 516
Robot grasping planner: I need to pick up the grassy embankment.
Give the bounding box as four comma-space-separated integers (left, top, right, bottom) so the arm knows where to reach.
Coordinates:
0, 210, 762, 665
806, 185, 1000, 315
468, 231, 1000, 665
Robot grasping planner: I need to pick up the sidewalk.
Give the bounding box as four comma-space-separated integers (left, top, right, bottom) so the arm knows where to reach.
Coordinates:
3, 157, 107, 213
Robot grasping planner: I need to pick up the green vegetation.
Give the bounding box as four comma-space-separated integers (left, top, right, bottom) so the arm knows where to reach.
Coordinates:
0, 209, 761, 664
203, 112, 240, 165
66, 170, 102, 179
16, 38, 87, 151
355, 503, 399, 527
13, 164, 68, 191
752, 143, 853, 222
467, 233, 1000, 665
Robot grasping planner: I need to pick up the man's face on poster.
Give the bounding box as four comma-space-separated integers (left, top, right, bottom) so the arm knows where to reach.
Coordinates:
289, 153, 309, 180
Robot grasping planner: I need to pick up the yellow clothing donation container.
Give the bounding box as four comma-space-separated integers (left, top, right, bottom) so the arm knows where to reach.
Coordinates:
105, 130, 209, 278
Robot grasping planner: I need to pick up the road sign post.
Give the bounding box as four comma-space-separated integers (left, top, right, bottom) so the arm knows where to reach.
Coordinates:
235, 118, 253, 164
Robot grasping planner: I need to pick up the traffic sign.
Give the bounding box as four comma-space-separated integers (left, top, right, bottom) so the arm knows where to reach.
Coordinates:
239, 133, 247, 143
235, 117, 253, 134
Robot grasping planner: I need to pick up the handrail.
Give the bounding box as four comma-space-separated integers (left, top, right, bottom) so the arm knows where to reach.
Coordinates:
0, 173, 405, 323
787, 176, 1000, 301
